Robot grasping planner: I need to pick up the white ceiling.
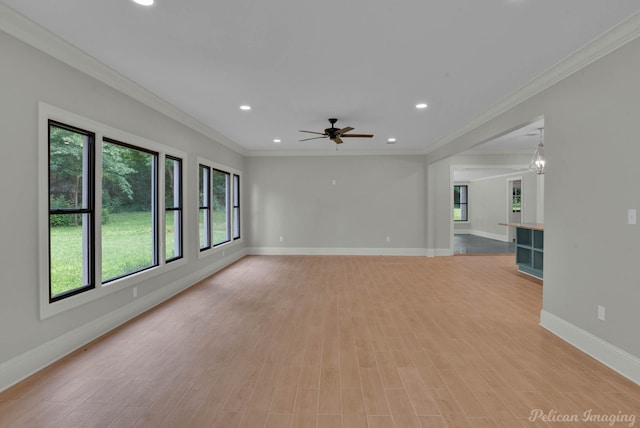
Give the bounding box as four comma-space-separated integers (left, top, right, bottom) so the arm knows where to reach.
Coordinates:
3, 1, 640, 153
463, 118, 545, 155
453, 117, 543, 181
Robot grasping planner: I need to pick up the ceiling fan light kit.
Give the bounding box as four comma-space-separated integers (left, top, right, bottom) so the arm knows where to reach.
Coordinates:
299, 118, 374, 145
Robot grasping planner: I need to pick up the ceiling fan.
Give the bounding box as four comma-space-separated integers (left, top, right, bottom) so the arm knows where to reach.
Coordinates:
299, 118, 374, 144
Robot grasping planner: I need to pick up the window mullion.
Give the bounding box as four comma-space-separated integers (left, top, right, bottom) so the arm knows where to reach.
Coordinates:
94, 133, 104, 286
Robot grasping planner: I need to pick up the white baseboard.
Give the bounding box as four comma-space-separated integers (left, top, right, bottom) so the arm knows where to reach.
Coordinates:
427, 248, 453, 257
540, 310, 640, 386
247, 247, 428, 256
467, 229, 510, 243
0, 249, 247, 393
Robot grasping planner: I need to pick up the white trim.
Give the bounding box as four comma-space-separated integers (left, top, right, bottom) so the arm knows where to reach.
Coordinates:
0, 3, 245, 156
245, 148, 427, 157
433, 248, 454, 257
469, 169, 529, 183
0, 249, 247, 393
453, 229, 471, 235
506, 176, 524, 242
247, 247, 428, 257
425, 10, 640, 156
540, 310, 640, 386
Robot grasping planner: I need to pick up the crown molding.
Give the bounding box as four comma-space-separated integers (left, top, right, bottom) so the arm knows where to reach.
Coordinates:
245, 148, 427, 157
425, 10, 640, 156
0, 3, 247, 156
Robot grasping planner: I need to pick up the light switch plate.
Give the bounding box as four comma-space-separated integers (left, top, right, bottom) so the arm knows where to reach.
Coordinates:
628, 209, 636, 225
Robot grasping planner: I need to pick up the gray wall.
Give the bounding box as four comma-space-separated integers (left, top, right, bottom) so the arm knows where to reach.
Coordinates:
0, 30, 244, 367
427, 35, 640, 359
468, 171, 538, 240
429, 153, 533, 250
245, 155, 425, 251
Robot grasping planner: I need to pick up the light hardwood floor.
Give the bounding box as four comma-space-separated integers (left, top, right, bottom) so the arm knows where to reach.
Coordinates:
1, 255, 639, 427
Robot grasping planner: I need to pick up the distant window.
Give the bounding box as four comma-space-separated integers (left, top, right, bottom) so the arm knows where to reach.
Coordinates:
512, 186, 521, 212
198, 162, 241, 252
212, 169, 230, 246
199, 164, 211, 250
165, 156, 183, 262
233, 174, 240, 239
454, 185, 468, 221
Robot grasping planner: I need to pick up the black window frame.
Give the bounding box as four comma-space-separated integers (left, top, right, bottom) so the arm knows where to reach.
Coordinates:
165, 155, 183, 262
48, 120, 96, 302
233, 173, 241, 240
212, 168, 231, 247
101, 137, 159, 284
453, 184, 468, 222
512, 186, 522, 213
199, 164, 211, 251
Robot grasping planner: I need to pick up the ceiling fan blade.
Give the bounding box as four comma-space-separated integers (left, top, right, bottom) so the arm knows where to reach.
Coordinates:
299, 136, 328, 142
342, 134, 374, 138
336, 127, 354, 136
299, 130, 327, 135
333, 136, 344, 144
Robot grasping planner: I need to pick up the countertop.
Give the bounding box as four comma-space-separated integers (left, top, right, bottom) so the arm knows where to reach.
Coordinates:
498, 222, 544, 231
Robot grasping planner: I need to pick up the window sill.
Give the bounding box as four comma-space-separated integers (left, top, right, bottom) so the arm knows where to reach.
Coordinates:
40, 257, 187, 320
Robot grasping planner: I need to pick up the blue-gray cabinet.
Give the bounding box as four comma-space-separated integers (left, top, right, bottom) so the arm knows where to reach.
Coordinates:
515, 227, 543, 279
499, 222, 544, 280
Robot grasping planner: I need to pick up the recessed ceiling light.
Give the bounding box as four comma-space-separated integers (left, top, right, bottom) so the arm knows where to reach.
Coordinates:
416, 103, 428, 109
240, 105, 251, 111
273, 139, 281, 143
133, 0, 154, 6
387, 138, 397, 144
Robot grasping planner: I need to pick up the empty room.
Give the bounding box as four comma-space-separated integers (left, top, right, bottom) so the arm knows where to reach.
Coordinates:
1, 1, 640, 427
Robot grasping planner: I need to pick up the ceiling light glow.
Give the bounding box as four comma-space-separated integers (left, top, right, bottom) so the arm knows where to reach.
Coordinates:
387, 138, 397, 143
240, 105, 251, 111
133, 0, 154, 6
273, 139, 281, 143
416, 103, 428, 109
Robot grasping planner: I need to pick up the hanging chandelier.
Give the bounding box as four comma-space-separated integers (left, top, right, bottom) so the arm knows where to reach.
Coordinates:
529, 127, 545, 174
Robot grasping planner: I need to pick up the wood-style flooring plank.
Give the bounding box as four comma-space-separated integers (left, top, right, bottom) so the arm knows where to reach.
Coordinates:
0, 255, 639, 428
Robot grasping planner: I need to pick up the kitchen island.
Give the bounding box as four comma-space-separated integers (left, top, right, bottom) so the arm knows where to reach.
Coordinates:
499, 223, 544, 279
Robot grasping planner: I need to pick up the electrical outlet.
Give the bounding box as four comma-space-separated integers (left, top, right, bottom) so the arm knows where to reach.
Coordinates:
332, 179, 336, 185
133, 286, 138, 298
386, 236, 391, 243
598, 305, 605, 321
628, 209, 636, 225
279, 236, 284, 242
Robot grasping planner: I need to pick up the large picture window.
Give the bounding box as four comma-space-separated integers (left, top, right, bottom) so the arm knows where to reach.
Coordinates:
42, 104, 186, 315
48, 121, 95, 301
454, 185, 468, 222
101, 139, 158, 282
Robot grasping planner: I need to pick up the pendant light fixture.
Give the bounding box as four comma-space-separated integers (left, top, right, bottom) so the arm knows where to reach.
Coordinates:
529, 127, 545, 174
